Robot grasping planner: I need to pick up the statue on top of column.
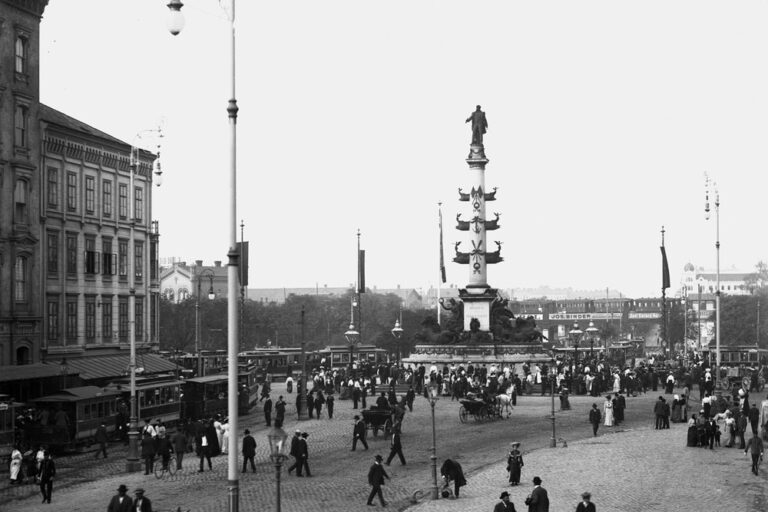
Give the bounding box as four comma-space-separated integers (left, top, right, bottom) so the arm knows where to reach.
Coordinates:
465, 105, 488, 146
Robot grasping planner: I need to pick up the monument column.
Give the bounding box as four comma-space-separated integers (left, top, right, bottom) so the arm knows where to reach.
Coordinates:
466, 144, 489, 290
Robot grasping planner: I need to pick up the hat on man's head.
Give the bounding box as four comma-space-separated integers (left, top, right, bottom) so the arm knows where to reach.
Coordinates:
354, 415, 360, 420
375, 454, 383, 461
510, 441, 521, 447
134, 488, 145, 494
301, 432, 309, 438
499, 491, 510, 499
582, 492, 591, 499
117, 484, 128, 493
295, 429, 301, 434
533, 476, 542, 485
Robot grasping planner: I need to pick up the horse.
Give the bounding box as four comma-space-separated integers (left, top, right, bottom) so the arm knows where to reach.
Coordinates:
495, 387, 515, 418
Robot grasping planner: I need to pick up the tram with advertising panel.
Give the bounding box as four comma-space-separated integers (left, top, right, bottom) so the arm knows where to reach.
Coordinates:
238, 363, 260, 414
106, 375, 184, 426
238, 348, 302, 381
704, 345, 768, 392
27, 386, 123, 451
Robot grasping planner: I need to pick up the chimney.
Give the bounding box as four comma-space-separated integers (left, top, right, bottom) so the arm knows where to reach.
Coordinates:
195, 259, 203, 267
214, 261, 222, 267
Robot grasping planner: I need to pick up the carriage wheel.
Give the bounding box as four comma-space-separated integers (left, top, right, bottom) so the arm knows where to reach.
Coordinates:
168, 457, 177, 476
477, 406, 488, 422
459, 406, 468, 423
154, 459, 163, 479
742, 377, 752, 392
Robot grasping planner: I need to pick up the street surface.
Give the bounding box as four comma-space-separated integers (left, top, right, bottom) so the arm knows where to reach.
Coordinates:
2, 383, 766, 511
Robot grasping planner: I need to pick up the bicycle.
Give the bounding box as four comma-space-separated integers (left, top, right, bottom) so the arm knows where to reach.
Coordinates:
154, 455, 177, 478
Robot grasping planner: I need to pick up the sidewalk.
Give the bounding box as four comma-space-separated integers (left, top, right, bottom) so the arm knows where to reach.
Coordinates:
408, 422, 765, 512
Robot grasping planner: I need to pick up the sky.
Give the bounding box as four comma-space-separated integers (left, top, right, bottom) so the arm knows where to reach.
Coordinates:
39, 1, 768, 298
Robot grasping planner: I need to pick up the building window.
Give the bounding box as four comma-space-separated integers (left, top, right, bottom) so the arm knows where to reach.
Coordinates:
85, 299, 96, 343
15, 35, 27, 74
102, 238, 114, 276
150, 293, 158, 342
136, 298, 144, 343
135, 242, 144, 281
14, 105, 28, 147
85, 176, 95, 214
102, 300, 113, 343
14, 256, 27, 302
103, 179, 112, 217
14, 179, 28, 223
134, 187, 143, 222
66, 235, 78, 275
66, 299, 78, 344
118, 240, 128, 278
85, 237, 100, 275
48, 168, 59, 208
119, 184, 128, 219
47, 232, 59, 276
47, 298, 60, 343
118, 298, 129, 342
66, 172, 77, 212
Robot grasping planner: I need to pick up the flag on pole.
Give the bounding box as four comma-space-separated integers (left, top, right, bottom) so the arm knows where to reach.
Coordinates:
357, 249, 365, 293
661, 246, 670, 289
439, 208, 446, 283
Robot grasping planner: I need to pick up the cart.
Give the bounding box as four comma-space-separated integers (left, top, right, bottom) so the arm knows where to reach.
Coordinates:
459, 398, 502, 423
362, 407, 395, 437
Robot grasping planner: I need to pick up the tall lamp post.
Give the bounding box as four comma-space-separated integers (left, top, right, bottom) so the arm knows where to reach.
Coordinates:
391, 308, 404, 367
267, 426, 290, 512
705, 174, 720, 389
427, 382, 440, 499
195, 267, 216, 377
697, 277, 704, 353
585, 321, 599, 360
166, 2, 240, 511
297, 305, 307, 420
549, 362, 557, 448
345, 298, 360, 375
569, 322, 583, 368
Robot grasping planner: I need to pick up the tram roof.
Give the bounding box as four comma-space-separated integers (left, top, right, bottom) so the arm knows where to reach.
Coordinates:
183, 374, 229, 384
30, 386, 122, 403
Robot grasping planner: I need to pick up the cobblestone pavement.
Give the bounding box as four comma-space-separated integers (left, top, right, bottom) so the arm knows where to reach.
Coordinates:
3, 384, 764, 512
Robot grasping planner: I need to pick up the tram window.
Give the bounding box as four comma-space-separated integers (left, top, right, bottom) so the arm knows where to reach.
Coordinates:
332, 354, 341, 363
97, 402, 104, 417
749, 353, 758, 362
741, 352, 749, 362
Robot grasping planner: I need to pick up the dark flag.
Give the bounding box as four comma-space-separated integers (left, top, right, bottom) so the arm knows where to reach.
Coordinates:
439, 208, 446, 283
661, 246, 670, 289
357, 249, 365, 293
236, 241, 249, 286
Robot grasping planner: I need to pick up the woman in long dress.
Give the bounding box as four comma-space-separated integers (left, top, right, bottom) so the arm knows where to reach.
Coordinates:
506, 442, 524, 486
9, 446, 22, 484
612, 373, 621, 393
686, 415, 699, 446
671, 394, 682, 423
603, 395, 614, 427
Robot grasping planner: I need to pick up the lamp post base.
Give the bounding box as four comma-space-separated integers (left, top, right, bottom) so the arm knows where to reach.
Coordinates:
126, 430, 141, 473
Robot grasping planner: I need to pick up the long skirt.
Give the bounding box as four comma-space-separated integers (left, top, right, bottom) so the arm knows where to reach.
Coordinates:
686, 426, 698, 447
509, 463, 522, 484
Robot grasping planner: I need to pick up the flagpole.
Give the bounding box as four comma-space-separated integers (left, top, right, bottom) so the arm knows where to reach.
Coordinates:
437, 202, 443, 327
661, 226, 667, 355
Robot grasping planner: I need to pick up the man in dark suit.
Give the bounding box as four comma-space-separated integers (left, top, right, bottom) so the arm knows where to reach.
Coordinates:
241, 429, 256, 473
263, 395, 272, 426
366, 454, 389, 506
140, 433, 156, 475
589, 403, 601, 437
495, 491, 516, 512
440, 458, 467, 498
171, 428, 187, 470
385, 425, 405, 466
525, 476, 549, 512
133, 488, 152, 512
37, 450, 55, 504
287, 430, 302, 475
299, 432, 311, 477
107, 484, 133, 512
575, 491, 596, 512
352, 415, 368, 451
94, 422, 109, 458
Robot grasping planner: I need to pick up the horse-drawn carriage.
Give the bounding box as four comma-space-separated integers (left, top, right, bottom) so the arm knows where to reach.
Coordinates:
458, 392, 511, 423
361, 404, 405, 437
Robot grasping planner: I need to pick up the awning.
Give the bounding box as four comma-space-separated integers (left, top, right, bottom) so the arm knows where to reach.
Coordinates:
0, 363, 77, 383
48, 354, 180, 382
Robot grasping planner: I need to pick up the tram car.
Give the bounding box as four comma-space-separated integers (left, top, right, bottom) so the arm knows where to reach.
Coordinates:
106, 375, 184, 427
27, 386, 123, 452
238, 363, 260, 414
239, 348, 302, 381
181, 375, 229, 420
704, 345, 768, 391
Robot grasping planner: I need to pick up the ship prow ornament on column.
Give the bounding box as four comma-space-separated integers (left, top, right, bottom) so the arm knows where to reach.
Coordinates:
453, 105, 502, 332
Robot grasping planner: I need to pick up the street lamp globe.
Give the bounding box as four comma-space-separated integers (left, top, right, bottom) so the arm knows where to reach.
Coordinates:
267, 426, 289, 461
207, 288, 215, 301
391, 319, 403, 340
166, 0, 186, 36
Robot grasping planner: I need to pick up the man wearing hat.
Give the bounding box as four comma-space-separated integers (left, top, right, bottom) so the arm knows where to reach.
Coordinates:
366, 454, 389, 507
287, 430, 302, 476
107, 484, 132, 512
241, 429, 256, 473
495, 491, 516, 512
352, 415, 368, 451
575, 492, 595, 512
524, 476, 549, 512
299, 432, 311, 477
133, 488, 152, 512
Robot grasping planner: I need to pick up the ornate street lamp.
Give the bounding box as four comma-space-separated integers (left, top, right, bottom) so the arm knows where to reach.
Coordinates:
428, 381, 440, 499
585, 321, 599, 359
391, 316, 404, 368
267, 426, 290, 512
166, 2, 240, 511
569, 322, 583, 368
